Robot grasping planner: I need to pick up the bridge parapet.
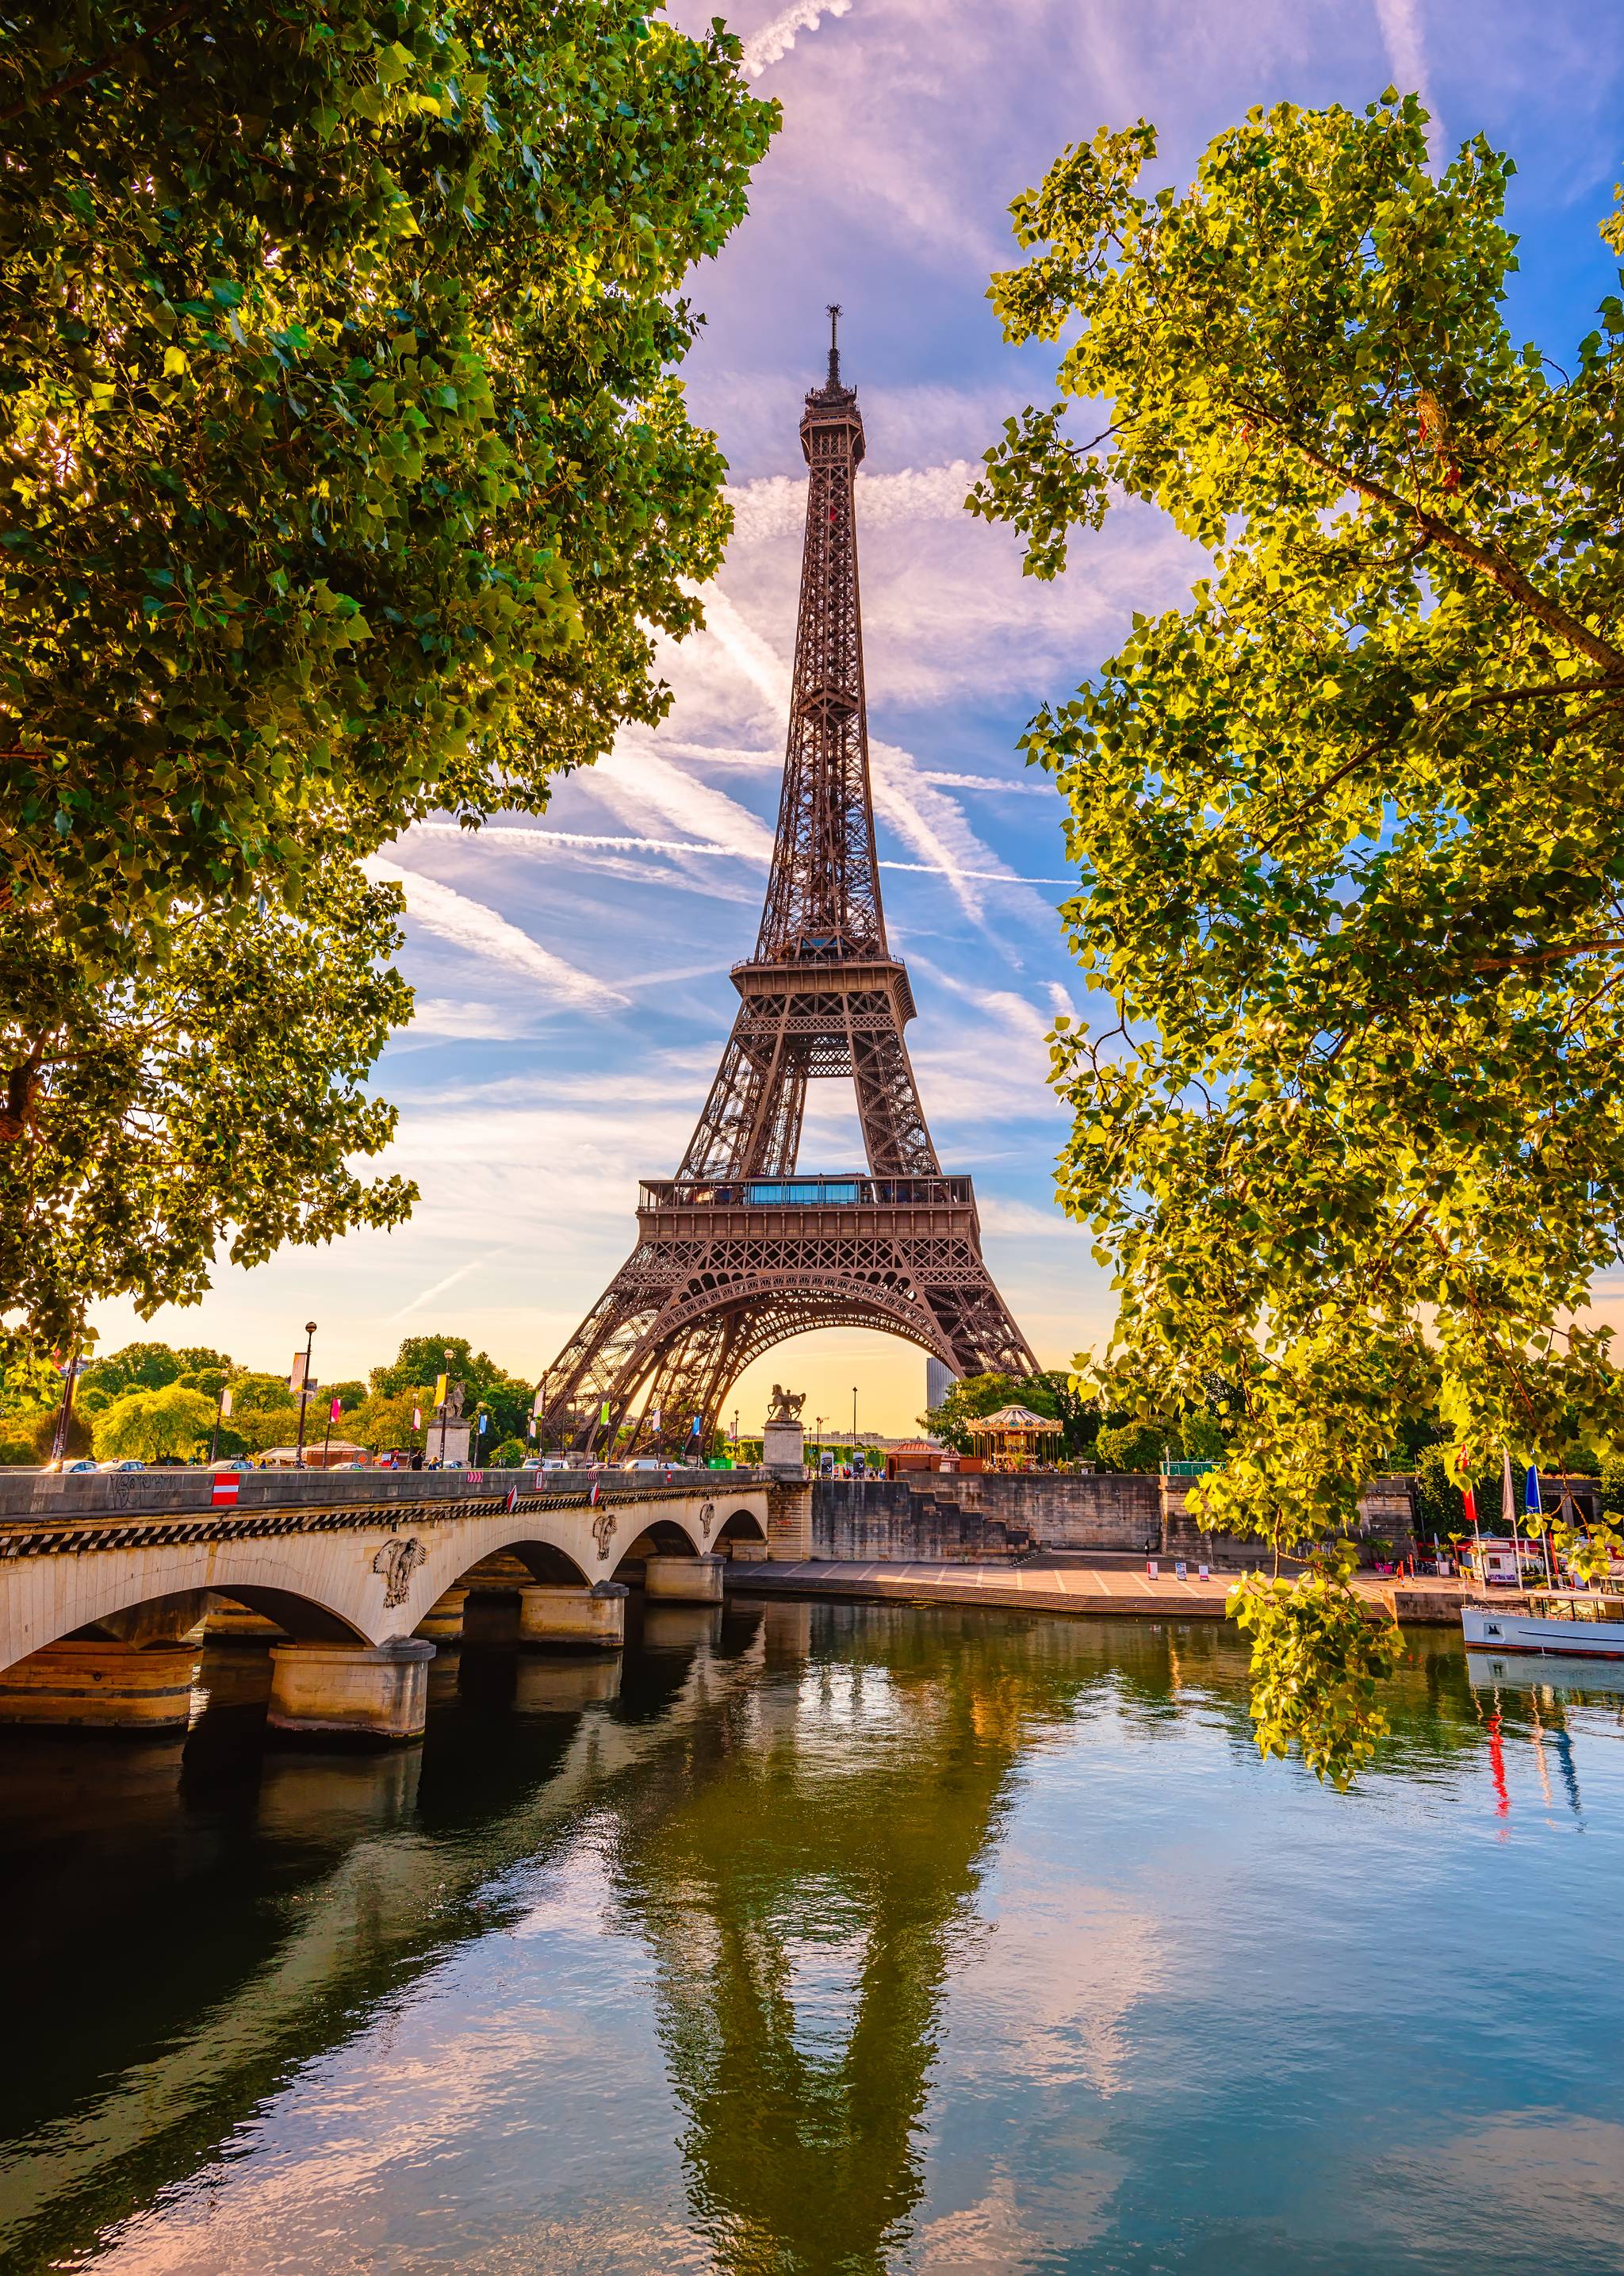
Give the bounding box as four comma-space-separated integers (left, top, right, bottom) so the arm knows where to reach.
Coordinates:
0, 1464, 766, 1526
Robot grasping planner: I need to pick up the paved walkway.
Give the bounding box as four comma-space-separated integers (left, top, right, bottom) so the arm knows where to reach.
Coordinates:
728, 1558, 1473, 1624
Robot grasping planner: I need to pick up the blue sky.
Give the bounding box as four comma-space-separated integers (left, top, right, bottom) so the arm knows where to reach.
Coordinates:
92, 0, 1624, 1430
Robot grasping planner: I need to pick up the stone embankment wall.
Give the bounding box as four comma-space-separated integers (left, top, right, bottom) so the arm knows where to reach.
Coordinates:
814, 1474, 1159, 1560
814, 1473, 1418, 1565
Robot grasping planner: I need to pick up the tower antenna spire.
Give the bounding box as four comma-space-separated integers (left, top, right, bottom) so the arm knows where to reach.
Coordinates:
826, 302, 841, 390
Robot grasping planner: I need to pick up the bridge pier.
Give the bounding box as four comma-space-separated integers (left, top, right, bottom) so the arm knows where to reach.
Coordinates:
266, 1639, 435, 1746
517, 1581, 627, 1648
416, 1585, 469, 1643
765, 1481, 813, 1561
0, 1639, 197, 1731
642, 1554, 725, 1604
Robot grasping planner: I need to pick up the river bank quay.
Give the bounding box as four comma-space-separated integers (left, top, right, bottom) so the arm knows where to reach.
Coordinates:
728, 1551, 1478, 1625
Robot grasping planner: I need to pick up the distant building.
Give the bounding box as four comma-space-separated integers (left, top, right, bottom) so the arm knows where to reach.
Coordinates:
925, 1357, 957, 1416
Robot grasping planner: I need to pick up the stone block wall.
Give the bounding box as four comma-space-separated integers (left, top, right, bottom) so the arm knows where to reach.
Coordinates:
813, 1473, 1160, 1559
814, 1471, 1420, 1565
813, 1481, 1032, 1561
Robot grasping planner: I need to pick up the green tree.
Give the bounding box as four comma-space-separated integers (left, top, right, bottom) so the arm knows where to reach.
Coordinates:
6, 864, 414, 1351
490, 1437, 526, 1467
921, 1372, 1033, 1453
1095, 1420, 1166, 1473
2, 0, 773, 948
972, 93, 1624, 1775
79, 1341, 232, 1401
370, 1334, 531, 1438
2, 0, 774, 1351
347, 1384, 431, 1452
92, 1383, 216, 1462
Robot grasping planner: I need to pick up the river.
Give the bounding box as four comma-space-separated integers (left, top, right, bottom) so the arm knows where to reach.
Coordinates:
0, 1597, 1620, 2274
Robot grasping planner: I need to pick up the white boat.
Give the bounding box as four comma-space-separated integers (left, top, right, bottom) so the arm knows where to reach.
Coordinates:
1462, 1590, 1624, 1660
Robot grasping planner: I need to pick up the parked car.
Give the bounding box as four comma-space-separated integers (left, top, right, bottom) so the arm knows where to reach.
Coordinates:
63, 1458, 99, 1473
622, 1458, 663, 1472
540, 1456, 573, 1472
98, 1458, 144, 1472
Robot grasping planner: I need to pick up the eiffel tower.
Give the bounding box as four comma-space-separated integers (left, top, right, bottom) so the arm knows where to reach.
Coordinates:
541, 312, 1036, 1454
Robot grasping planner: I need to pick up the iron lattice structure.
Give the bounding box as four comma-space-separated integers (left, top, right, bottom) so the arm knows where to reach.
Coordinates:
542, 314, 1036, 1451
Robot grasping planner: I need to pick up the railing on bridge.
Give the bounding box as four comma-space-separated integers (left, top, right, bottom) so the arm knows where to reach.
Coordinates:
640, 1174, 974, 1210
0, 1464, 769, 1527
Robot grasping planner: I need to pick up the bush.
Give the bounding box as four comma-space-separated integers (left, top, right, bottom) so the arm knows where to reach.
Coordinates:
0, 1436, 36, 1467
491, 1439, 527, 1468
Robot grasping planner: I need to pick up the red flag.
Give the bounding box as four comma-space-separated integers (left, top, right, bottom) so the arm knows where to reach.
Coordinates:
1462, 1485, 1478, 1526
505, 1485, 519, 1513
329, 1395, 342, 1422
211, 1473, 240, 1508
590, 1481, 601, 1506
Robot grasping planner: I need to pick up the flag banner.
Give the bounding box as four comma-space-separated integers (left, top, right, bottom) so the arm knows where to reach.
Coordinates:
412, 1406, 421, 1430
1502, 1446, 1518, 1525
506, 1485, 519, 1514
651, 1407, 661, 1431
329, 1396, 341, 1422
210, 1473, 240, 1508
1462, 1485, 1479, 1526
590, 1481, 601, 1506
600, 1401, 611, 1425
532, 1388, 546, 1416
1526, 1465, 1543, 1514
478, 1412, 488, 1435
691, 1414, 702, 1435
289, 1352, 308, 1393
220, 1385, 233, 1418
432, 1373, 447, 1407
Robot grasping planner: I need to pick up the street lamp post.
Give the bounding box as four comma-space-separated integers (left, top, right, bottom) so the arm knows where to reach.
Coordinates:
293, 1321, 317, 1467
48, 1334, 82, 1469
439, 1347, 453, 1469
852, 1385, 858, 1462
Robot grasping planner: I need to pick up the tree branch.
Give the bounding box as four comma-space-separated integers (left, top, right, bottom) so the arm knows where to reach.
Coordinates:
1267, 420, 1624, 680
0, 5, 197, 126
1470, 938, 1624, 975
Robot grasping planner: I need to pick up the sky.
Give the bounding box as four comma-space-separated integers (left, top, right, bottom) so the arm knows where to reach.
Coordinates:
90, 0, 1624, 1431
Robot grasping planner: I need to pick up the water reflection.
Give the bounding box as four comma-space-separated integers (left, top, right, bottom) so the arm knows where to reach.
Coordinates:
0, 1607, 1618, 2274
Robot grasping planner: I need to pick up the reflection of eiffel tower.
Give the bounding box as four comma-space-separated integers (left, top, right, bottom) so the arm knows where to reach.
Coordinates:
542, 311, 1034, 1452
621, 1605, 1034, 2269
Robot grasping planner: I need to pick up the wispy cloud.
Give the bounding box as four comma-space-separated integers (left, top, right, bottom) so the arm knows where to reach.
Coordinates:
366, 857, 626, 1010
921, 771, 1054, 798
386, 1255, 489, 1324
1372, 0, 1442, 155
741, 0, 853, 77
726, 458, 980, 544
408, 821, 1068, 888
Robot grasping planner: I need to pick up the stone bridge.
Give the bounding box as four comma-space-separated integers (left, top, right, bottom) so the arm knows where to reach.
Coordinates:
0, 1466, 810, 1741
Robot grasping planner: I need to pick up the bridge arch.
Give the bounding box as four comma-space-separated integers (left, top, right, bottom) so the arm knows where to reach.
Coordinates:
716, 1508, 768, 1546
455, 1538, 593, 1591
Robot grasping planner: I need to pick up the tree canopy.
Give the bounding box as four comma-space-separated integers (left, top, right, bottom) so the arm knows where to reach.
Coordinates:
1, 0, 774, 1354
91, 1382, 216, 1462
6, 861, 414, 1351
2, 0, 775, 951
974, 92, 1624, 1780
